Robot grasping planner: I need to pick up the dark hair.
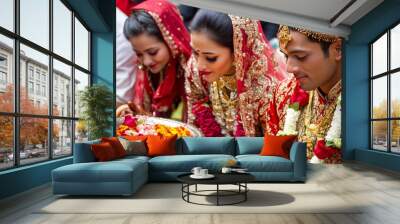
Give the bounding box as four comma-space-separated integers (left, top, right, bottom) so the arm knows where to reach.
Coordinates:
178, 5, 198, 29
318, 41, 332, 57
190, 9, 233, 52
288, 27, 331, 57
123, 10, 163, 41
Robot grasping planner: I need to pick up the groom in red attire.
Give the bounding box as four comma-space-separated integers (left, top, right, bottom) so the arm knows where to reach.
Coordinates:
265, 25, 342, 164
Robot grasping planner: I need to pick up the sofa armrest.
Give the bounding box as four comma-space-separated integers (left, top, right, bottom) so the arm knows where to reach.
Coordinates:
289, 142, 307, 181
73, 140, 100, 163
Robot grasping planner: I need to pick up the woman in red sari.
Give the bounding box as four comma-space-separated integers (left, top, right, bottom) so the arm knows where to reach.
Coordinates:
116, 0, 191, 119
186, 10, 287, 136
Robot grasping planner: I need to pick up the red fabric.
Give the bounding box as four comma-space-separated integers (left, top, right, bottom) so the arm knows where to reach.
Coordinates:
192, 104, 223, 137
91, 142, 118, 162
234, 114, 246, 136
257, 22, 287, 82
260, 135, 297, 159
101, 137, 127, 158
267, 100, 280, 135
290, 81, 309, 108
116, 0, 138, 16
314, 140, 339, 160
146, 135, 177, 157
131, 0, 191, 115
265, 77, 297, 136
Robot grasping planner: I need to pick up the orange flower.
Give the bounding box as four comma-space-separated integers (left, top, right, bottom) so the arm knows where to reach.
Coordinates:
118, 123, 192, 137
117, 125, 129, 136
154, 124, 192, 137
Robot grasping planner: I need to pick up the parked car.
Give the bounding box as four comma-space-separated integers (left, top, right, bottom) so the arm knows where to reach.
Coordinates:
8, 150, 32, 160
7, 153, 13, 161
53, 149, 62, 156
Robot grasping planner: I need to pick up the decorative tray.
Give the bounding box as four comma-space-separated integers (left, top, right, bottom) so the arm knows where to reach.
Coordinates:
117, 115, 203, 137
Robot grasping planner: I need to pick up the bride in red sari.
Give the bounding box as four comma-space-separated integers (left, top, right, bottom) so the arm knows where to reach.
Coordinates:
186, 10, 287, 136
116, 0, 191, 119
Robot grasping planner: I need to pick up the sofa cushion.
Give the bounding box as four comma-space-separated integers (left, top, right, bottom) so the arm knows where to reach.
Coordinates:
236, 137, 263, 155
178, 137, 235, 155
148, 154, 235, 172
73, 140, 101, 163
236, 155, 293, 172
53, 163, 134, 183
53, 158, 147, 183
115, 155, 150, 163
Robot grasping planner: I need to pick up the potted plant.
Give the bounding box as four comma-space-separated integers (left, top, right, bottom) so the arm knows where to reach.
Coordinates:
79, 84, 113, 140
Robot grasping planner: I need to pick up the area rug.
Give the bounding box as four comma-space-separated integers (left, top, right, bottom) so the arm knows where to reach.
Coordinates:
37, 183, 361, 214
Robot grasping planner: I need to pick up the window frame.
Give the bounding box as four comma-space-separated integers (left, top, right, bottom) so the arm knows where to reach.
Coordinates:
370, 20, 400, 154
0, 0, 92, 171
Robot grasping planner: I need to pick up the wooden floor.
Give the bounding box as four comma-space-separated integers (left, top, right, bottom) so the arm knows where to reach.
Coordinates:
1, 162, 400, 224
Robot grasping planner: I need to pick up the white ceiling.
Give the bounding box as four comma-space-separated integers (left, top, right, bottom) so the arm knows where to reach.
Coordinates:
174, 0, 384, 38
228, 0, 352, 22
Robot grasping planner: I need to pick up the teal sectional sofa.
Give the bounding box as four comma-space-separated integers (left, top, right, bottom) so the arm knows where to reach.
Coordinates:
52, 137, 306, 196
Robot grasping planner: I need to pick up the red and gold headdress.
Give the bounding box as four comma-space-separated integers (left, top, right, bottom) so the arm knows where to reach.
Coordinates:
130, 0, 191, 115
277, 25, 338, 49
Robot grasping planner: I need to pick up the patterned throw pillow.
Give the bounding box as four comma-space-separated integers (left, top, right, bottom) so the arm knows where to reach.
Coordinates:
119, 137, 147, 156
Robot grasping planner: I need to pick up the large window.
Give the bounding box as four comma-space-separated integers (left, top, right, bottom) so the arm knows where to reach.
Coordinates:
0, 0, 91, 171
371, 23, 400, 154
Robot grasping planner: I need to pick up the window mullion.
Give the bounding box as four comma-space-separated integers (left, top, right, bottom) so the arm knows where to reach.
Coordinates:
370, 45, 374, 149
71, 10, 76, 154
14, 0, 20, 167
387, 29, 391, 152
48, 0, 53, 160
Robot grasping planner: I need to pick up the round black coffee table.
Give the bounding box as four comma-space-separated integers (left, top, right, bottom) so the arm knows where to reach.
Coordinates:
177, 173, 255, 206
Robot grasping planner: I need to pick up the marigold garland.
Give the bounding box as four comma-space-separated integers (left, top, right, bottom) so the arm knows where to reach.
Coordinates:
117, 115, 193, 137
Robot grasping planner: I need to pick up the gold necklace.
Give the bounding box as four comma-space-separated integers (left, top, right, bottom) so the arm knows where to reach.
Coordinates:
210, 74, 238, 135
298, 90, 338, 158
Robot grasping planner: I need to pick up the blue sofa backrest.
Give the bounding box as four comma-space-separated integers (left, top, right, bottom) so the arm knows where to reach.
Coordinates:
177, 137, 235, 155
235, 137, 264, 155
74, 137, 265, 161
73, 139, 100, 163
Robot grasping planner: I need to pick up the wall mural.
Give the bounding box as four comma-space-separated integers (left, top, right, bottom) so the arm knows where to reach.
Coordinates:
115, 0, 343, 164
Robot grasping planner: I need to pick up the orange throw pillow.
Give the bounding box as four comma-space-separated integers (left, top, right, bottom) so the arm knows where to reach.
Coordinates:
91, 142, 117, 161
260, 135, 297, 159
146, 135, 177, 157
101, 137, 126, 158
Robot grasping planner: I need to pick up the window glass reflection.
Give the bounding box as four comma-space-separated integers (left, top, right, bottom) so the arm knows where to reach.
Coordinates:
20, 0, 49, 49
20, 44, 49, 115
